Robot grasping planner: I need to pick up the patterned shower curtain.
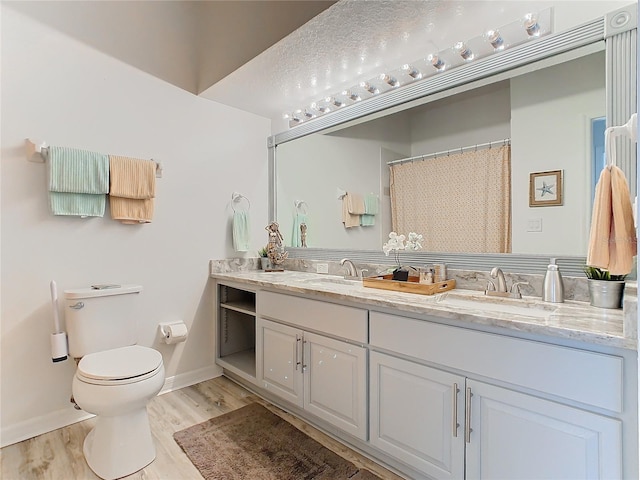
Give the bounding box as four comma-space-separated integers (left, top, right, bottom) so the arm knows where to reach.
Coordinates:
390, 145, 511, 253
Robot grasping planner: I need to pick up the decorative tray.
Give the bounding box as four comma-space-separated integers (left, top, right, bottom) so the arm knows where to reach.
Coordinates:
362, 275, 456, 296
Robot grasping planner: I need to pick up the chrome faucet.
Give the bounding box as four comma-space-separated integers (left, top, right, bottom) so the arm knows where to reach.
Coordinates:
340, 258, 358, 278
490, 267, 508, 292
486, 267, 528, 299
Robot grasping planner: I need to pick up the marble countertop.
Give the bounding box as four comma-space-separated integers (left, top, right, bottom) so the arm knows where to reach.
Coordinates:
210, 270, 636, 350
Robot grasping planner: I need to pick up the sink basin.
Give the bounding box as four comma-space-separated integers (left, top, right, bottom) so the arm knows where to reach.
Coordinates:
437, 293, 556, 319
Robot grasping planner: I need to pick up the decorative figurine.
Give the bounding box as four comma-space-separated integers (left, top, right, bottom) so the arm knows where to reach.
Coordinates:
300, 222, 307, 248
265, 221, 288, 269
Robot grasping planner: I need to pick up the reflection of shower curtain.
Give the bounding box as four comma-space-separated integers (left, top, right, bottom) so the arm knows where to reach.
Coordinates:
390, 145, 511, 253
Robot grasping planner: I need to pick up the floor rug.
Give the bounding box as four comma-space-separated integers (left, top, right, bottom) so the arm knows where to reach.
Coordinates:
173, 402, 382, 480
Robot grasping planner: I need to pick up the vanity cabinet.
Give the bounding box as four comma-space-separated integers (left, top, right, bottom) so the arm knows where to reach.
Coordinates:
370, 351, 465, 480
369, 311, 624, 480
466, 379, 621, 479
257, 291, 368, 441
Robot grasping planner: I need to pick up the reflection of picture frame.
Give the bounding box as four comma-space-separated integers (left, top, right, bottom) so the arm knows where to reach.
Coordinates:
529, 170, 563, 207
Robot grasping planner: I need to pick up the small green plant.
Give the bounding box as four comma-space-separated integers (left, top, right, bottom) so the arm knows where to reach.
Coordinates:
258, 246, 268, 258
583, 266, 626, 281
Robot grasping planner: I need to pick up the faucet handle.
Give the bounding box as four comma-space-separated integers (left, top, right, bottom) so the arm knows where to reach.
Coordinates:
486, 281, 496, 291
359, 269, 369, 278
510, 281, 529, 296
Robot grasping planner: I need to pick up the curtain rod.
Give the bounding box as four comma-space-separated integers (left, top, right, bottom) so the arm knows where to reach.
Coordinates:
387, 138, 511, 166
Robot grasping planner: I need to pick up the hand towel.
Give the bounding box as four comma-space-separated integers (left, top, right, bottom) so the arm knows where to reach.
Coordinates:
109, 155, 156, 224
342, 194, 361, 228
292, 212, 308, 247
347, 192, 366, 214
587, 165, 637, 275
233, 210, 250, 252
361, 193, 378, 226
364, 193, 379, 215
48, 146, 109, 217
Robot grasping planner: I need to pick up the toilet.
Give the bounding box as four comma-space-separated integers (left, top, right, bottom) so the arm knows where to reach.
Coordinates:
64, 285, 165, 480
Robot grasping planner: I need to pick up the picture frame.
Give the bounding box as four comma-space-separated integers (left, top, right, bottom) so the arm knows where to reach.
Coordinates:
529, 170, 563, 207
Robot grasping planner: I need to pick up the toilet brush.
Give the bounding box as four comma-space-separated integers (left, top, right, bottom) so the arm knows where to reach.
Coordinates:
50, 280, 68, 362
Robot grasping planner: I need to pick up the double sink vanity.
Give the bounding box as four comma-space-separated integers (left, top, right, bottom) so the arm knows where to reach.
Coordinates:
211, 262, 638, 480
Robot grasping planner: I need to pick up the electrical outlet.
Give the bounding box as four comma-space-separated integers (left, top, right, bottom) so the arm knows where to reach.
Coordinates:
316, 263, 329, 274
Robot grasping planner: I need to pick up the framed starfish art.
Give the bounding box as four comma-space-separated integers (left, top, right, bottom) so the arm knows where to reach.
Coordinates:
529, 170, 563, 207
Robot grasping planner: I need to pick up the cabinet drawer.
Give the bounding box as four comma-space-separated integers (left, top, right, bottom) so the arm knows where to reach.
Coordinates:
370, 311, 623, 412
259, 291, 368, 343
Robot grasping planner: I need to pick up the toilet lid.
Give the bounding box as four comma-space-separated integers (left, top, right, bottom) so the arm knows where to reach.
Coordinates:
77, 345, 163, 382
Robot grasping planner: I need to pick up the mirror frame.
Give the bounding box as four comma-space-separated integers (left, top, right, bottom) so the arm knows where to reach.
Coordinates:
267, 6, 637, 276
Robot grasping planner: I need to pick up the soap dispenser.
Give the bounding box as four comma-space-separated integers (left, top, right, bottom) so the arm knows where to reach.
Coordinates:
542, 258, 564, 303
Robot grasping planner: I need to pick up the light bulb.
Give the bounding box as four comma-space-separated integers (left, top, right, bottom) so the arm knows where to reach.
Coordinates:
427, 53, 446, 72
379, 74, 399, 87
342, 89, 361, 102
485, 29, 504, 51
360, 81, 379, 95
325, 96, 345, 108
523, 13, 540, 37
402, 64, 422, 79
454, 41, 474, 61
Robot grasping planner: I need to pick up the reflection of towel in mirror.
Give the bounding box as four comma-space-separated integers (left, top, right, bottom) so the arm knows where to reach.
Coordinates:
361, 193, 378, 226
587, 165, 637, 275
233, 210, 250, 252
292, 212, 308, 247
342, 193, 361, 228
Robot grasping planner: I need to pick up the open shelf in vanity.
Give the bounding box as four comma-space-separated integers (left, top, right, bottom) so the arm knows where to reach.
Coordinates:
217, 283, 256, 382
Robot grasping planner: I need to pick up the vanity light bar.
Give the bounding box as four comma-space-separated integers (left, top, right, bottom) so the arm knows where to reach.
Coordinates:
285, 8, 551, 128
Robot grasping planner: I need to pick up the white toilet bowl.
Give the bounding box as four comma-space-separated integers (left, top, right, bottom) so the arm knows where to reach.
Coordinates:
72, 345, 165, 480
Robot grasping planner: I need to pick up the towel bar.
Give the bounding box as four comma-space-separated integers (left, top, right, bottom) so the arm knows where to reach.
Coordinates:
26, 138, 163, 178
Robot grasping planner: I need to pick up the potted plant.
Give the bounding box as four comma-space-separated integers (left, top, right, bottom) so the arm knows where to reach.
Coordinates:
258, 246, 271, 270
383, 232, 423, 281
583, 266, 626, 309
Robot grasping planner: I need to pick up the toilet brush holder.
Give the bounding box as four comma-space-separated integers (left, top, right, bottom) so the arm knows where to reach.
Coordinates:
51, 332, 68, 362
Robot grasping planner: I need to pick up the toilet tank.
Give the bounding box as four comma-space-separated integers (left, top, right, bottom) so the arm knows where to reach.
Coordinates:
64, 285, 143, 358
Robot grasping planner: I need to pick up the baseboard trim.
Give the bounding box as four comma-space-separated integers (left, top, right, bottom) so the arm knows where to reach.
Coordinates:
1, 407, 94, 448
1, 364, 222, 448
160, 364, 222, 395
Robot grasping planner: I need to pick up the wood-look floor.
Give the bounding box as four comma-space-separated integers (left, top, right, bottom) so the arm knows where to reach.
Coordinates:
1, 376, 404, 480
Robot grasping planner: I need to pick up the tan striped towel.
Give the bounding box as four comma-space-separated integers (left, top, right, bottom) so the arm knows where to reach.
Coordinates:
109, 155, 156, 224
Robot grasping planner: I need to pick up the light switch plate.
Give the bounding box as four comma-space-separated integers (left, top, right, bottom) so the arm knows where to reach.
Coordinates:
527, 218, 543, 232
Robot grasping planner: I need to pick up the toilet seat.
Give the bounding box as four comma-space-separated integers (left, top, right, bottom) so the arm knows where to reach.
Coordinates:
77, 345, 163, 386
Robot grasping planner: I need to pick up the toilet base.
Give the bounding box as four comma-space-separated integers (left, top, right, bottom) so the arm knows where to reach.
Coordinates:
83, 407, 156, 480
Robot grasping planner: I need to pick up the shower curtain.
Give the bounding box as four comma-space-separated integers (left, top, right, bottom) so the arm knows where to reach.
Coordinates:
390, 145, 511, 253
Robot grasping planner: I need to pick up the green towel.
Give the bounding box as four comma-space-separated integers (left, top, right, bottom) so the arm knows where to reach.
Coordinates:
48, 146, 109, 217
361, 193, 378, 226
360, 214, 376, 226
233, 210, 250, 252
364, 193, 379, 214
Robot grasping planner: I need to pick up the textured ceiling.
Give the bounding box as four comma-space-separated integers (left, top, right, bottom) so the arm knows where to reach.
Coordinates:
200, 0, 630, 131
6, 0, 630, 132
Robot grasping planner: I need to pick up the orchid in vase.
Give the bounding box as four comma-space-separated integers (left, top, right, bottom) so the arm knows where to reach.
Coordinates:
383, 231, 423, 281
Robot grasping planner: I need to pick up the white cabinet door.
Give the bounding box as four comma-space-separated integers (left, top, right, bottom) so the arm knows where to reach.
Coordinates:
466, 380, 622, 480
303, 331, 368, 440
370, 351, 465, 480
257, 318, 303, 407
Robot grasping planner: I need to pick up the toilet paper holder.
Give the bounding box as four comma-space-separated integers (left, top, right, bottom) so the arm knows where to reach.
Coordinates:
158, 322, 188, 344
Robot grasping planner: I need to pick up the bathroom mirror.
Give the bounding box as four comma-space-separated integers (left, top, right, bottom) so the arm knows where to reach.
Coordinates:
268, 10, 637, 275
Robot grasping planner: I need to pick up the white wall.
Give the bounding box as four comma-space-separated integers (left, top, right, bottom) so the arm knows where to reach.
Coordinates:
0, 6, 270, 446
511, 52, 605, 255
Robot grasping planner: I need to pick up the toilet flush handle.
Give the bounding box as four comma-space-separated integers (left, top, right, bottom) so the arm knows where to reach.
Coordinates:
69, 302, 84, 310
